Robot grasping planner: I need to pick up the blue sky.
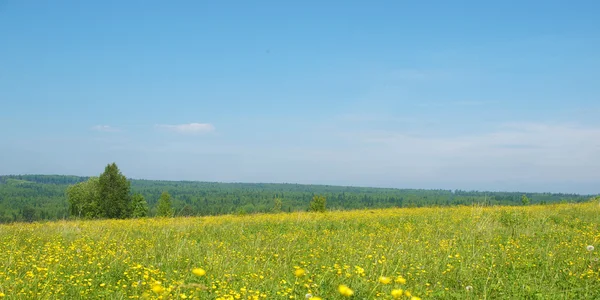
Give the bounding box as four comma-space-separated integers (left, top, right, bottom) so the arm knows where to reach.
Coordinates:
1, 1, 599, 194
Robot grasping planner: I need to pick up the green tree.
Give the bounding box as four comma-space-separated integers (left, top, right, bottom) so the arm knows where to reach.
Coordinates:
156, 191, 173, 217
67, 177, 101, 218
98, 163, 132, 219
273, 198, 283, 213
309, 195, 326, 212
521, 194, 530, 206
131, 193, 149, 218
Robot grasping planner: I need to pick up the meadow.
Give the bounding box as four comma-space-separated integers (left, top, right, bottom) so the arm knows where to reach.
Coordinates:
0, 201, 599, 299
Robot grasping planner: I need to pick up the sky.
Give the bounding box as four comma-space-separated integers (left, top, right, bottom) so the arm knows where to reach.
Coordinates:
1, 1, 599, 194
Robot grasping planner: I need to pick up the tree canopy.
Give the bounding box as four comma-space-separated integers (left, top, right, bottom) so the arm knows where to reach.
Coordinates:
98, 163, 132, 219
156, 191, 173, 217
67, 176, 101, 218
0, 173, 596, 223
132, 193, 149, 218
65, 163, 136, 220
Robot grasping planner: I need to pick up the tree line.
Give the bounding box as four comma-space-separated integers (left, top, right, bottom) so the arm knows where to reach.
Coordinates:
0, 165, 595, 223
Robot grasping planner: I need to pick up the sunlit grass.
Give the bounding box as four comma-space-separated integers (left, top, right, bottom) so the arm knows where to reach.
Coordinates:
0, 202, 599, 299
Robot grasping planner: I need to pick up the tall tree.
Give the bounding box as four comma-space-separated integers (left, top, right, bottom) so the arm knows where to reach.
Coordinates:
67, 177, 101, 218
273, 198, 283, 213
98, 163, 132, 219
131, 193, 149, 218
156, 191, 173, 217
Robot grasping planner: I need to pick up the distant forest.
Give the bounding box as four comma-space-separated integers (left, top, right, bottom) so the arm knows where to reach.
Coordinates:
0, 174, 595, 223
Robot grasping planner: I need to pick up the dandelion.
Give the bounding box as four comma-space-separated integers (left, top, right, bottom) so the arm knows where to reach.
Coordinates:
391, 289, 403, 298
378, 276, 392, 284
395, 276, 407, 284
338, 285, 354, 297
587, 245, 595, 252
151, 284, 164, 294
411, 297, 421, 300
192, 268, 206, 276
305, 293, 312, 299
294, 268, 306, 277
312, 298, 322, 300
466, 285, 473, 291
0, 292, 5, 298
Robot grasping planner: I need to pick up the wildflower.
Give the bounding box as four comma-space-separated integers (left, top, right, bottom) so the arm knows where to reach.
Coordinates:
294, 268, 306, 277
193, 268, 206, 276
587, 245, 595, 252
411, 297, 421, 300
378, 276, 391, 284
312, 298, 322, 300
391, 289, 403, 298
151, 284, 164, 293
395, 276, 407, 284
338, 285, 354, 297
0, 292, 5, 298
404, 290, 411, 297
466, 285, 473, 291
305, 293, 312, 299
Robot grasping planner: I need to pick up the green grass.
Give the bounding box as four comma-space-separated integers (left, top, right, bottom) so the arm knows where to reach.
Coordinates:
0, 201, 599, 299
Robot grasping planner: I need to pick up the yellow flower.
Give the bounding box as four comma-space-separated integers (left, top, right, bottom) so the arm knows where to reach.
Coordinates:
338, 285, 354, 297
312, 298, 322, 300
395, 276, 407, 284
180, 294, 188, 299
193, 268, 206, 276
391, 289, 403, 299
378, 276, 392, 284
410, 297, 421, 300
294, 268, 306, 277
0, 293, 5, 298
151, 284, 164, 294
404, 290, 411, 297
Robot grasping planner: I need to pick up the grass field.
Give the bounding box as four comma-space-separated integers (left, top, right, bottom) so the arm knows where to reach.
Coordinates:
1, 201, 599, 299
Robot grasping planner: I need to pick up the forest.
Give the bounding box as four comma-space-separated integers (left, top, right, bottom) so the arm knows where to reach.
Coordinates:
0, 173, 594, 223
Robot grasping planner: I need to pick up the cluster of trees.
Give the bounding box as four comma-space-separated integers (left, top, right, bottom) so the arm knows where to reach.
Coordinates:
66, 163, 173, 220
0, 171, 596, 223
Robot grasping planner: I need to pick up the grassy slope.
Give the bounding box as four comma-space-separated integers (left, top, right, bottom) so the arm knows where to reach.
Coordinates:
1, 201, 599, 299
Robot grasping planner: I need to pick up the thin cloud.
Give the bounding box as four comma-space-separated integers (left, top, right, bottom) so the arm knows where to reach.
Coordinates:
156, 123, 215, 134
91, 125, 120, 132
340, 122, 600, 182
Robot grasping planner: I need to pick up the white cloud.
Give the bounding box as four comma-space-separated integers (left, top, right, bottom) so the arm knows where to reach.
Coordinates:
91, 125, 119, 132
334, 122, 600, 184
156, 123, 215, 134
